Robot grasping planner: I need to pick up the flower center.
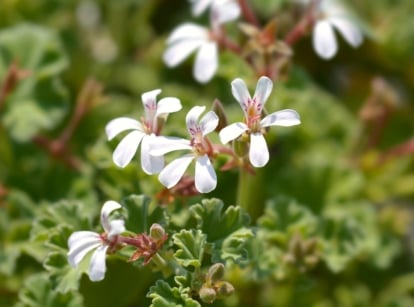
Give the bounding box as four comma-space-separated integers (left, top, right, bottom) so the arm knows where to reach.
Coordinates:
141, 117, 153, 135
190, 132, 209, 156
245, 99, 262, 132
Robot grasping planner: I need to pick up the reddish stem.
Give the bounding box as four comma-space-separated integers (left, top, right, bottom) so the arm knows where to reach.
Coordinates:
33, 78, 103, 170
237, 0, 260, 27
0, 61, 31, 112
378, 139, 414, 164
284, 0, 319, 46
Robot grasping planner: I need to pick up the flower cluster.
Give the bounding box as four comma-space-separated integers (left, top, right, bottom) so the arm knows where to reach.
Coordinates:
105, 76, 300, 194
66, 0, 368, 287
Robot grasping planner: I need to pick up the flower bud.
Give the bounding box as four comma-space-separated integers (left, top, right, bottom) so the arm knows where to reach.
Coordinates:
215, 281, 235, 299
149, 223, 166, 242
207, 263, 225, 284
199, 286, 216, 303
212, 99, 228, 132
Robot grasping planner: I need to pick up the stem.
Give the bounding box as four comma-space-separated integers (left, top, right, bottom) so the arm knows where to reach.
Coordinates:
237, 166, 264, 222
32, 78, 103, 170
152, 252, 187, 276
151, 252, 168, 267
284, 0, 318, 46
0, 62, 30, 112
237, 0, 260, 26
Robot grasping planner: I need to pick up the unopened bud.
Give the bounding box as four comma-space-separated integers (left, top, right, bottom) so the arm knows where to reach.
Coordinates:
199, 286, 216, 303
215, 281, 234, 299
207, 263, 225, 284
149, 223, 166, 241
212, 99, 228, 132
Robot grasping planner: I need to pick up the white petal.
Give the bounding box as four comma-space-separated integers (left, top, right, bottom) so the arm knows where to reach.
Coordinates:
89, 245, 109, 281
253, 76, 273, 109
101, 200, 122, 233
330, 17, 363, 48
112, 130, 145, 168
141, 88, 161, 104
195, 155, 217, 193
167, 23, 208, 43
219, 122, 248, 144
200, 111, 219, 136
260, 109, 301, 127
105, 117, 143, 140
231, 78, 251, 110
141, 134, 164, 174
150, 136, 191, 156
158, 155, 194, 189
190, 0, 212, 16
163, 38, 205, 68
186, 105, 206, 133
108, 219, 125, 239
212, 1, 241, 25
67, 232, 101, 268
194, 41, 218, 83
156, 97, 182, 116
249, 133, 269, 168
141, 89, 161, 113
68, 231, 99, 248
313, 20, 337, 59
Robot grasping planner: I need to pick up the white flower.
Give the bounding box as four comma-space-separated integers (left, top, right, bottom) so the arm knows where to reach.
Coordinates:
312, 0, 363, 59
67, 201, 125, 282
150, 106, 219, 193
163, 2, 239, 83
105, 89, 181, 174
219, 76, 301, 168
189, 0, 240, 22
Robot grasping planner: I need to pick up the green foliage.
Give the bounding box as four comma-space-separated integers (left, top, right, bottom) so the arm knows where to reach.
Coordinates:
122, 194, 167, 234
0, 24, 68, 142
15, 273, 83, 307
1, 0, 414, 306
173, 229, 206, 269
190, 198, 253, 264
147, 280, 201, 307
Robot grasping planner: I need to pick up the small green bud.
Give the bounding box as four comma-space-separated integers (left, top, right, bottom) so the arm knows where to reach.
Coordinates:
207, 263, 225, 284
199, 286, 216, 303
149, 223, 165, 241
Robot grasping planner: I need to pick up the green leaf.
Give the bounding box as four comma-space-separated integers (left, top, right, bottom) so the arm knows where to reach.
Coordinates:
31, 200, 94, 243
190, 198, 250, 242
190, 198, 253, 264
15, 272, 83, 307
122, 194, 167, 234
173, 229, 206, 269
43, 252, 81, 294
258, 196, 318, 245
320, 214, 365, 273
0, 23, 68, 79
211, 228, 253, 264
147, 280, 200, 307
